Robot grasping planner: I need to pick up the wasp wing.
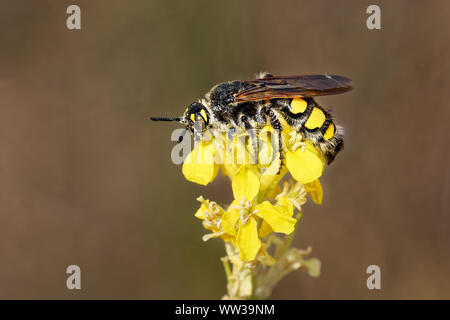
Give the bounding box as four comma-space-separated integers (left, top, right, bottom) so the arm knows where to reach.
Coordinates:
234, 75, 352, 102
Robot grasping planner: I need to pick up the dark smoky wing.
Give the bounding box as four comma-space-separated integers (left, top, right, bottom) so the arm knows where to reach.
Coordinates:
234, 75, 353, 102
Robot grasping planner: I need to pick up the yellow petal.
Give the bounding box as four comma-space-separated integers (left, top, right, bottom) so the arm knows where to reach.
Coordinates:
276, 196, 294, 217
286, 145, 324, 184
263, 184, 282, 201
194, 203, 208, 220
258, 220, 273, 238
237, 217, 261, 261
305, 179, 323, 205
182, 142, 218, 185
255, 201, 296, 234
260, 152, 282, 176
232, 167, 260, 201
212, 133, 227, 165
226, 134, 252, 166
259, 125, 273, 141
257, 125, 290, 178
221, 163, 237, 178
194, 196, 211, 219
260, 164, 284, 191
257, 128, 274, 168
222, 207, 239, 236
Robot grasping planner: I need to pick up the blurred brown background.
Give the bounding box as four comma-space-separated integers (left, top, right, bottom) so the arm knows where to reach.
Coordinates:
0, 0, 449, 299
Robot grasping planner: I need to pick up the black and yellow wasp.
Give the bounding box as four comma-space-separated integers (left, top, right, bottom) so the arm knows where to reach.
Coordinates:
151, 72, 352, 170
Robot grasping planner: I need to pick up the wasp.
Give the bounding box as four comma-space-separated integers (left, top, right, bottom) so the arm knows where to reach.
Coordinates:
151, 72, 352, 171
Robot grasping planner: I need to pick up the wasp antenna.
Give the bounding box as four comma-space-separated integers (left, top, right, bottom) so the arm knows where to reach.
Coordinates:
150, 117, 182, 122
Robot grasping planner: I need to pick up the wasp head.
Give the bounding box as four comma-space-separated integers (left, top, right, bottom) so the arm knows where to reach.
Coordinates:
150, 102, 210, 143
183, 102, 209, 133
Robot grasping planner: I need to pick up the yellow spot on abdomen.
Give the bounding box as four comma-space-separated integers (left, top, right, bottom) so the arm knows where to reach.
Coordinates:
305, 107, 326, 129
290, 98, 307, 114
200, 109, 208, 123
323, 123, 335, 141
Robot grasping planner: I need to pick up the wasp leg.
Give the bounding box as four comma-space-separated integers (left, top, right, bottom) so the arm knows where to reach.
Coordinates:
264, 107, 284, 174
241, 116, 258, 164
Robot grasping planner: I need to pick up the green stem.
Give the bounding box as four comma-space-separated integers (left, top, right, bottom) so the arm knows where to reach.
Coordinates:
221, 257, 231, 279
282, 211, 303, 255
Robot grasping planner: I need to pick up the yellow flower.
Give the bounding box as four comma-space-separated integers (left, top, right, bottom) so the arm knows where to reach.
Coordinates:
222, 167, 297, 261
285, 131, 325, 184
182, 140, 219, 185
174, 98, 333, 299
220, 131, 255, 180
275, 180, 307, 211
256, 124, 325, 186
231, 166, 260, 202
194, 196, 231, 241
304, 179, 323, 205
258, 196, 295, 238
182, 122, 324, 187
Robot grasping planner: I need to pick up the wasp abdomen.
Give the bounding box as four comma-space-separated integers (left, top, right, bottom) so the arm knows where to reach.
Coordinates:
284, 98, 343, 164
